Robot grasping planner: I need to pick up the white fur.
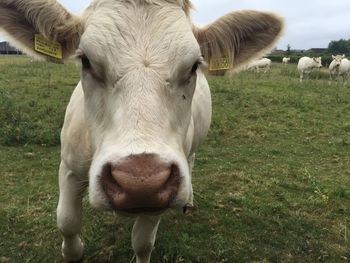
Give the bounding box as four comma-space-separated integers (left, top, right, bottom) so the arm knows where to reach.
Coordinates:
247, 58, 271, 72
329, 54, 345, 81
339, 58, 350, 84
62, 3, 210, 261
297, 56, 322, 83
282, 57, 290, 64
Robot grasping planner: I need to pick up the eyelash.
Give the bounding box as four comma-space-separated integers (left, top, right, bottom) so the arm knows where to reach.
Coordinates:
191, 61, 200, 74
191, 57, 205, 75
81, 55, 91, 70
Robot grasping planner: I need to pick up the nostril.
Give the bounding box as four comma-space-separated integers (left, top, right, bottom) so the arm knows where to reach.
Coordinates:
162, 164, 181, 204
99, 155, 181, 212
101, 163, 122, 196
165, 164, 180, 190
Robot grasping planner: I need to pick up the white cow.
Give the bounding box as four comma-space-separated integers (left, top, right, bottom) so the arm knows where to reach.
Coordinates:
339, 58, 350, 84
297, 56, 322, 82
282, 57, 290, 64
247, 58, 272, 72
0, 1, 283, 262
329, 54, 345, 81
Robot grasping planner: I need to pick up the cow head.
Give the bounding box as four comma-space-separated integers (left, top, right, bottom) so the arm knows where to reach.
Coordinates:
0, 0, 283, 214
332, 54, 345, 69
313, 57, 323, 68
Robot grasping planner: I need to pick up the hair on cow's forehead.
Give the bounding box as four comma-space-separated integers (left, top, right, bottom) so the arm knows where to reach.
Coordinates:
88, 0, 192, 15
152, 0, 192, 15
79, 0, 198, 81
130, 0, 192, 11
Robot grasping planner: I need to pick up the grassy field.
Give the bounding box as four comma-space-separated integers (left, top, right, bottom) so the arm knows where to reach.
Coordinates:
0, 56, 349, 262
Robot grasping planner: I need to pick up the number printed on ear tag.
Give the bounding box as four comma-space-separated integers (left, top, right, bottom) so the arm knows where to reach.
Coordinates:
209, 57, 232, 71
34, 34, 63, 59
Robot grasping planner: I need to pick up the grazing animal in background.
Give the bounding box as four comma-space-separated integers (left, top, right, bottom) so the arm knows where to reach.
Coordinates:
339, 58, 350, 84
0, 0, 283, 262
297, 56, 322, 83
247, 58, 272, 72
282, 57, 290, 64
329, 54, 345, 81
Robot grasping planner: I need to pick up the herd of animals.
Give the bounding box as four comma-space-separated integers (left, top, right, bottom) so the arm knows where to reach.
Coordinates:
245, 55, 350, 83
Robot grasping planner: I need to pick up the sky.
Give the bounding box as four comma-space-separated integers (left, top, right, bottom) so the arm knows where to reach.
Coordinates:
1, 0, 350, 50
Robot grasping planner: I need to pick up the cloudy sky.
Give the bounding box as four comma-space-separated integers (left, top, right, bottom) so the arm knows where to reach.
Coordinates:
1, 0, 349, 50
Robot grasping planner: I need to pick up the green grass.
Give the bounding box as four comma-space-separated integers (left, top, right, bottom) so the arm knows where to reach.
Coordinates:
0, 57, 349, 262
0, 56, 77, 146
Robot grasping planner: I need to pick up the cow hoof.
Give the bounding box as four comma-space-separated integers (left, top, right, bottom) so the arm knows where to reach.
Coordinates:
183, 203, 196, 214
62, 238, 84, 263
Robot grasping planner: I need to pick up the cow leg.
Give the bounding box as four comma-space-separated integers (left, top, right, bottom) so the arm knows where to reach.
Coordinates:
57, 161, 86, 262
132, 215, 161, 263
299, 72, 303, 83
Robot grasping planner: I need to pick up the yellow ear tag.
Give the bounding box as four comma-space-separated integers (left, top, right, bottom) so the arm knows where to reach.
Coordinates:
34, 34, 63, 59
209, 57, 232, 71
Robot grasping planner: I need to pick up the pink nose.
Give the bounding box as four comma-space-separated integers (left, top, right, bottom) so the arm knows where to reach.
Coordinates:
101, 154, 180, 213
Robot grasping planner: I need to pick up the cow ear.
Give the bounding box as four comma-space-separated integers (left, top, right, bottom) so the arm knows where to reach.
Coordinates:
193, 10, 283, 69
332, 55, 336, 59
0, 0, 83, 62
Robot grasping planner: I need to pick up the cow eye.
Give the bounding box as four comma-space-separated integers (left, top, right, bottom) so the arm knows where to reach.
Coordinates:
81, 55, 91, 70
191, 61, 200, 74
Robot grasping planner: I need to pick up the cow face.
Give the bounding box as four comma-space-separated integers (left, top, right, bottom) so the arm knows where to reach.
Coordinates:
313, 57, 322, 68
79, 2, 202, 213
0, 0, 283, 214
331, 55, 344, 69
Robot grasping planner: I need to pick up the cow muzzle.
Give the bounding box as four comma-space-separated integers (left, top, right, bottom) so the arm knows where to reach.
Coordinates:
101, 154, 180, 213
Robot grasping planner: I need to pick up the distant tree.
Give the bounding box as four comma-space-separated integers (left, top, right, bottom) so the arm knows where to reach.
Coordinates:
286, 44, 291, 55
328, 39, 350, 55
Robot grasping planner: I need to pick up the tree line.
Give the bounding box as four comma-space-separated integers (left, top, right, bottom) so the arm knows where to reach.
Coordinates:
267, 39, 350, 65
328, 39, 350, 55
